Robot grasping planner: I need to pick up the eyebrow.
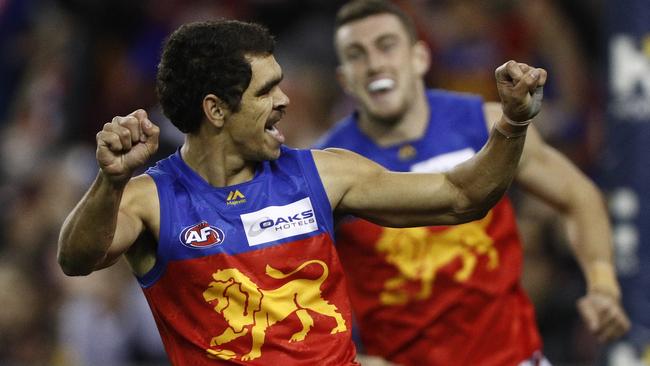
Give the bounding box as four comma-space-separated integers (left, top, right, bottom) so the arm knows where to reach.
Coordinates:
375, 33, 399, 44
342, 33, 399, 53
343, 43, 364, 54
255, 74, 284, 97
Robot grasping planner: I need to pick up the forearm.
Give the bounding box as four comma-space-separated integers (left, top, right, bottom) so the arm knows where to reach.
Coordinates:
446, 116, 528, 216
57, 172, 126, 275
447, 59, 544, 216
567, 181, 629, 341
567, 183, 620, 297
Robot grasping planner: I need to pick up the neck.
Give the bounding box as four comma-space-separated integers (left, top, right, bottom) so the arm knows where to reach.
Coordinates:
357, 86, 429, 146
180, 133, 257, 188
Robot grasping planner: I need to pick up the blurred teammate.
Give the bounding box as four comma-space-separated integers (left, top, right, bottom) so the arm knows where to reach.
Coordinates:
315, 1, 631, 365
57, 19, 547, 365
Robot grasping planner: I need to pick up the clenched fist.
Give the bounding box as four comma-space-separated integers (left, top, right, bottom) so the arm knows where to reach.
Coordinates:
495, 60, 547, 123
96, 109, 160, 184
577, 290, 630, 343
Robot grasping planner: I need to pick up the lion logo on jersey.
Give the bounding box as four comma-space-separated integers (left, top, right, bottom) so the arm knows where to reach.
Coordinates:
202, 260, 347, 361
377, 212, 497, 305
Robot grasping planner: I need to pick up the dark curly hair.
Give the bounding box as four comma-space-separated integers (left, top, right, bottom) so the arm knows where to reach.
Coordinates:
156, 20, 275, 134
335, 0, 417, 43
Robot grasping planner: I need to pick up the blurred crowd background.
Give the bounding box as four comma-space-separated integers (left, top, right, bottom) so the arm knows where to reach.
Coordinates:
0, 0, 647, 365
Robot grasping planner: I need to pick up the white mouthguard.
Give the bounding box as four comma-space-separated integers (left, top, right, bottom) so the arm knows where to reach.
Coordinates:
368, 78, 395, 92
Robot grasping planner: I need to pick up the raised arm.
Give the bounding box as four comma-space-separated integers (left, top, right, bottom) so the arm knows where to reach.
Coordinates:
57, 109, 160, 276
315, 61, 546, 227
482, 102, 630, 342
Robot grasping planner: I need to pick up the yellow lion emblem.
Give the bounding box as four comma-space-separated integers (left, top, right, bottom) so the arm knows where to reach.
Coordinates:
377, 212, 497, 305
202, 260, 347, 361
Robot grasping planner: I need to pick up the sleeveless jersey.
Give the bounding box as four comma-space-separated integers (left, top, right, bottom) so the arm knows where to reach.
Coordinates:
138, 146, 357, 365
315, 90, 541, 366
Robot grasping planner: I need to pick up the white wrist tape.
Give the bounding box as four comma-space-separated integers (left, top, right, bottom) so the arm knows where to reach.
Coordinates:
502, 114, 532, 127
494, 121, 527, 139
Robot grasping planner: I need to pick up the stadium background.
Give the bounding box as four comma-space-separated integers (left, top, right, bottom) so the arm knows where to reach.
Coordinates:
0, 0, 647, 365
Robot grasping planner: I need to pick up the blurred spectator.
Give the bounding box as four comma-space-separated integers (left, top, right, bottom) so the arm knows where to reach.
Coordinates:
0, 259, 50, 363
56, 262, 167, 366
0, 0, 37, 123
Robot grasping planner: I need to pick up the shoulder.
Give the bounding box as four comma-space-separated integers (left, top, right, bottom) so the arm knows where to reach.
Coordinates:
312, 148, 384, 179
122, 173, 159, 222
427, 89, 484, 106
144, 153, 176, 177
126, 173, 157, 194
311, 148, 385, 210
312, 147, 371, 163
312, 115, 358, 149
428, 89, 488, 129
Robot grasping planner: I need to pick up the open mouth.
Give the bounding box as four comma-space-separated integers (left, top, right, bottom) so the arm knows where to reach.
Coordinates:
264, 112, 285, 144
367, 78, 395, 94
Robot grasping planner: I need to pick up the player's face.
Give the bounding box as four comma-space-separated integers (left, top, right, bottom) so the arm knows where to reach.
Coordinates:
226, 54, 290, 161
336, 13, 427, 124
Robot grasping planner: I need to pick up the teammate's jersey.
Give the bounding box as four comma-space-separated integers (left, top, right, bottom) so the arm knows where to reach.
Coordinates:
315, 90, 541, 366
137, 147, 357, 366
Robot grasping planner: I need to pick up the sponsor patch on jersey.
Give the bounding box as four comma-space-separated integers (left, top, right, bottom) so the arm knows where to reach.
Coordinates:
240, 197, 318, 246
179, 221, 225, 248
409, 148, 475, 173
226, 189, 247, 206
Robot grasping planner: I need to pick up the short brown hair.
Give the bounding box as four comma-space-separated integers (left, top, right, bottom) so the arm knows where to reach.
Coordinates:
335, 0, 417, 43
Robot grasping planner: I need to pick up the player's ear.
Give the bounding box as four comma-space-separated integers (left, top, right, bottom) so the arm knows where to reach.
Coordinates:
412, 40, 431, 77
336, 66, 353, 95
203, 94, 229, 128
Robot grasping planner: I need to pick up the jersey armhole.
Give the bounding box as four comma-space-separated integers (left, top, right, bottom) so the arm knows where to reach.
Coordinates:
136, 171, 172, 288
296, 149, 336, 238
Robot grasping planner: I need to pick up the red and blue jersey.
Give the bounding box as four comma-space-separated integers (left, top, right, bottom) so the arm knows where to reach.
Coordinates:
315, 90, 542, 366
139, 146, 357, 365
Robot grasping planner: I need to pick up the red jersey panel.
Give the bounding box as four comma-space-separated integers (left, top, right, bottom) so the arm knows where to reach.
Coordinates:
144, 235, 357, 365
337, 199, 541, 366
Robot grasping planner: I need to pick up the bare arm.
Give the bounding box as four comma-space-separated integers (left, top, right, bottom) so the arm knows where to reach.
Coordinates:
484, 102, 630, 342
57, 110, 160, 276
316, 61, 546, 227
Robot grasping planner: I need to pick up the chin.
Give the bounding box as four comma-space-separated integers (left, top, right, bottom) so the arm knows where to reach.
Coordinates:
262, 146, 282, 161
369, 109, 403, 125
366, 101, 406, 122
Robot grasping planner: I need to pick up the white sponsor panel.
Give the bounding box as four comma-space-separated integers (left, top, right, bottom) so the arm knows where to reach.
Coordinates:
609, 34, 650, 121
410, 148, 475, 173
241, 197, 318, 246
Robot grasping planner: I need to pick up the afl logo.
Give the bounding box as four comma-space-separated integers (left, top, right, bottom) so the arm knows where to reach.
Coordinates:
180, 221, 225, 248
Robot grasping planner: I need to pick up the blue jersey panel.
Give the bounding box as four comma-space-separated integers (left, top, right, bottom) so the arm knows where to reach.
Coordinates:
138, 146, 334, 287
316, 89, 487, 172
